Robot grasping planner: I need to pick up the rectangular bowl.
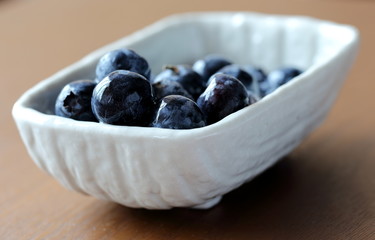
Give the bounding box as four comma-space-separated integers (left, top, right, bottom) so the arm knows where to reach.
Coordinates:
12, 12, 359, 209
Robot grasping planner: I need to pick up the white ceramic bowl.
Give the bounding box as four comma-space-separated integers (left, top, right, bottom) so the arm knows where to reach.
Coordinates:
12, 12, 359, 209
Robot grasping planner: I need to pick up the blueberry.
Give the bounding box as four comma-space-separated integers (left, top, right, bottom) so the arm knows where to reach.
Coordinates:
242, 65, 267, 83
152, 95, 206, 129
197, 73, 250, 125
192, 55, 232, 83
55, 80, 97, 121
153, 65, 205, 100
261, 67, 302, 96
152, 79, 193, 102
241, 65, 267, 98
91, 70, 155, 126
95, 48, 151, 82
215, 64, 254, 90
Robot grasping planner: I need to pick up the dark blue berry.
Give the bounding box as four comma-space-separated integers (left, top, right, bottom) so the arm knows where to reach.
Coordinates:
55, 80, 97, 122
192, 55, 232, 83
242, 65, 267, 83
95, 48, 151, 82
153, 65, 205, 100
241, 65, 267, 98
152, 79, 193, 102
152, 95, 206, 129
215, 64, 254, 90
261, 67, 302, 96
91, 70, 155, 126
197, 73, 250, 125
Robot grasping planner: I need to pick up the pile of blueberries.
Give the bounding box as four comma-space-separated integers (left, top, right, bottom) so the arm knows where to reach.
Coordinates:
55, 48, 302, 129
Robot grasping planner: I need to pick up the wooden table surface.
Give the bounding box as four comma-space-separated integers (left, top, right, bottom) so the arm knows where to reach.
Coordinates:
1, 0, 374, 239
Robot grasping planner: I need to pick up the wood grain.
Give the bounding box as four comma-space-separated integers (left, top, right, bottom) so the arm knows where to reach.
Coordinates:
1, 0, 374, 239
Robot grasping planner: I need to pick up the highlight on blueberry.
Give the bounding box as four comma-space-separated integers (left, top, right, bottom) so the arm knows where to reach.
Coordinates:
152, 95, 206, 129
192, 55, 232, 83
55, 79, 97, 122
197, 73, 250, 125
91, 70, 155, 126
95, 48, 151, 82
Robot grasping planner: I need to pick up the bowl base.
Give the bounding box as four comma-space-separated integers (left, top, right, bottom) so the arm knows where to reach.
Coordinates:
191, 196, 222, 209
